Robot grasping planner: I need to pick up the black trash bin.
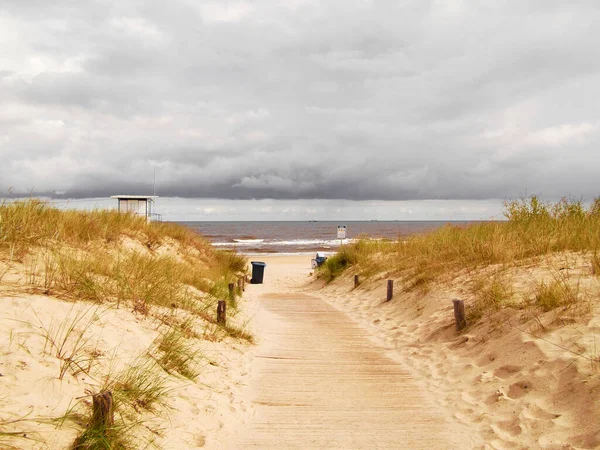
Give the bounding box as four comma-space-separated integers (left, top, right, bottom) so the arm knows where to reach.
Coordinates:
250, 261, 267, 284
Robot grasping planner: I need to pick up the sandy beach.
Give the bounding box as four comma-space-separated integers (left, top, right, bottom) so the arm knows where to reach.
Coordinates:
4, 0, 600, 447
231, 254, 600, 449
3, 249, 600, 449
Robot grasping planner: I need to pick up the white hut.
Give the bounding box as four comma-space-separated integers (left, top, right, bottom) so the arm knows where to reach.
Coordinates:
111, 195, 161, 222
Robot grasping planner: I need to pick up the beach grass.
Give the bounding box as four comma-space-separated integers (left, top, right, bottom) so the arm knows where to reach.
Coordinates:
0, 200, 247, 314
318, 197, 600, 321
0, 199, 252, 449
72, 421, 132, 450
35, 305, 102, 380
103, 357, 171, 414
468, 276, 515, 322
0, 199, 213, 259
151, 327, 203, 381
533, 275, 581, 312
320, 197, 600, 281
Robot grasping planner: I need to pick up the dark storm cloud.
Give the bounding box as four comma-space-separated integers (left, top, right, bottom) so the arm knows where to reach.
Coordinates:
1, 0, 600, 201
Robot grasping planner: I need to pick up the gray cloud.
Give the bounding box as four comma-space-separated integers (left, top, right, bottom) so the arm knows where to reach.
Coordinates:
1, 0, 600, 201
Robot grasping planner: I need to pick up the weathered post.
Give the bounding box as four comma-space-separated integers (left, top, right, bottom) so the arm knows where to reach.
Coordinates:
228, 283, 235, 301
217, 300, 227, 325
354, 275, 359, 289
386, 279, 393, 301
242, 276, 245, 291
452, 299, 467, 331
92, 391, 114, 429
237, 278, 243, 294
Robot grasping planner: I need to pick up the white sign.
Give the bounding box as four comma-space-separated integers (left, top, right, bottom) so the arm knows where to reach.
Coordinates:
337, 225, 347, 239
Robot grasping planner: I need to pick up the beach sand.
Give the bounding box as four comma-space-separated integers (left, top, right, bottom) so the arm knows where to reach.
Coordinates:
2, 253, 599, 449
0, 244, 254, 449
232, 254, 600, 449
224, 255, 474, 448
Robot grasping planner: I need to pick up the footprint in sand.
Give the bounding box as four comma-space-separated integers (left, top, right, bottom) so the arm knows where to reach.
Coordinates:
494, 365, 522, 379
566, 433, 600, 449
194, 434, 206, 447
476, 353, 497, 367
507, 380, 532, 399
523, 403, 561, 420
497, 419, 522, 436
474, 371, 496, 384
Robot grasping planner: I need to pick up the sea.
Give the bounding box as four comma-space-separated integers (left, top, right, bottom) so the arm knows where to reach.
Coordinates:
178, 221, 474, 255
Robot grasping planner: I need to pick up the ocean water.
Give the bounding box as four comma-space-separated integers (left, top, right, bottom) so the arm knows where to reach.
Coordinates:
177, 221, 474, 255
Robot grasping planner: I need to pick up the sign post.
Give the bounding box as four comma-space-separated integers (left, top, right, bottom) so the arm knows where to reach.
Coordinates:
337, 225, 347, 247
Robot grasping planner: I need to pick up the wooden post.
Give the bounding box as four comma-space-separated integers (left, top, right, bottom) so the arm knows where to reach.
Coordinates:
354, 275, 359, 289
386, 279, 393, 301
92, 391, 114, 429
242, 276, 245, 291
237, 278, 243, 294
452, 299, 466, 331
228, 283, 235, 302
217, 300, 227, 325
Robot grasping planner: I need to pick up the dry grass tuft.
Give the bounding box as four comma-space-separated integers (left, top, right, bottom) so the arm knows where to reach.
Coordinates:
222, 320, 255, 344
533, 277, 580, 312
151, 327, 203, 380
467, 276, 514, 322
591, 250, 600, 276
103, 358, 171, 414
35, 306, 103, 380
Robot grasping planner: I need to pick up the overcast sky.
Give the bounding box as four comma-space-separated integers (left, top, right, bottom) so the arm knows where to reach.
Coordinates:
1, 1, 599, 219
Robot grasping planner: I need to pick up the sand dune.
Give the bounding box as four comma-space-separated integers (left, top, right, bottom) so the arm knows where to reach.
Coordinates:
0, 292, 253, 449
3, 252, 599, 449
306, 256, 600, 449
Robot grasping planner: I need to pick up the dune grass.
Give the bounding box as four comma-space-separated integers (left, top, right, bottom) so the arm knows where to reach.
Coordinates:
320, 197, 600, 285
151, 327, 203, 381
534, 276, 581, 312
467, 276, 516, 322
0, 199, 252, 449
0, 199, 213, 259
35, 306, 103, 380
592, 250, 600, 276
72, 421, 132, 450
64, 398, 149, 450
319, 197, 600, 323
1, 200, 247, 318
103, 358, 171, 414
59, 352, 171, 450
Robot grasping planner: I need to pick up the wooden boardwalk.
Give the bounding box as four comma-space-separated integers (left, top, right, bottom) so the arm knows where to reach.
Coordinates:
236, 292, 467, 449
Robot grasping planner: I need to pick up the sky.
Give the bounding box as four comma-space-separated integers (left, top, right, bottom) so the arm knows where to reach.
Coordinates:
1, 1, 599, 220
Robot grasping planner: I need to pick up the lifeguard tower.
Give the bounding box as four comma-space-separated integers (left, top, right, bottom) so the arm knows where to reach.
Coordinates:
111, 195, 162, 222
